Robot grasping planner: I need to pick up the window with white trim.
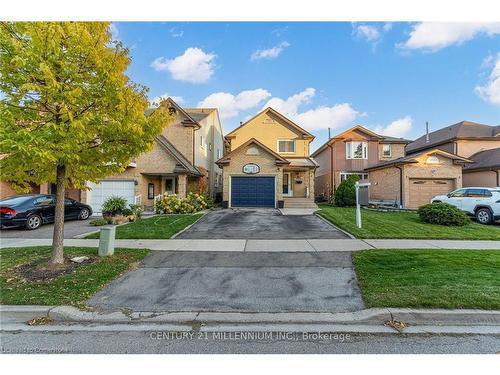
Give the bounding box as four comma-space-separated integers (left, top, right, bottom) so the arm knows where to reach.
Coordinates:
278, 140, 295, 153
215, 172, 219, 187
382, 144, 391, 157
340, 172, 368, 181
345, 141, 367, 159
216, 149, 221, 159
200, 135, 205, 148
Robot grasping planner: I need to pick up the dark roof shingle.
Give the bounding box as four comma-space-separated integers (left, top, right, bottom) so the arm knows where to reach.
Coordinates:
464, 148, 500, 171
406, 121, 500, 154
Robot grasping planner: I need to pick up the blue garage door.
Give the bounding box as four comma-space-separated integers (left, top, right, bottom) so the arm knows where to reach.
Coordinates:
231, 176, 275, 207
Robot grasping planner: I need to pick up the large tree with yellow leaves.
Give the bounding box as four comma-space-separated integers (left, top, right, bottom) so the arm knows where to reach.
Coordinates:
0, 22, 172, 264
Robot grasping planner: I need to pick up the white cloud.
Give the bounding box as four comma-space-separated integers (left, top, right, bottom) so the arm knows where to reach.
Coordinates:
475, 53, 500, 105
151, 47, 217, 83
294, 104, 360, 131
169, 27, 184, 38
198, 89, 271, 118
353, 24, 381, 42
398, 22, 500, 52
109, 23, 119, 41
150, 93, 184, 107
374, 116, 413, 138
383, 23, 393, 32
264, 88, 360, 131
251, 41, 290, 61
264, 88, 316, 114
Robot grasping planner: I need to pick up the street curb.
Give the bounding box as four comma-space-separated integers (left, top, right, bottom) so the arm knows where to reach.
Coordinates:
170, 211, 208, 239
0, 305, 54, 323
314, 212, 356, 239
3, 305, 500, 327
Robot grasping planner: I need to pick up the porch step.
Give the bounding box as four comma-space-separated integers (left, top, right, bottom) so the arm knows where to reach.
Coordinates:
283, 198, 318, 209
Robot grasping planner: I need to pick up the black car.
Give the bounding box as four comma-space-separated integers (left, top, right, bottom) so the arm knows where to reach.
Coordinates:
0, 194, 93, 230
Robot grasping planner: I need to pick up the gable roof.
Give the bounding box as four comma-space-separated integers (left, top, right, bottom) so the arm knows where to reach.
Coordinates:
184, 108, 215, 122
225, 107, 315, 140
311, 125, 411, 157
464, 148, 500, 172
333, 125, 384, 140
146, 97, 201, 129
216, 138, 290, 166
155, 135, 202, 176
365, 148, 473, 171
406, 121, 500, 154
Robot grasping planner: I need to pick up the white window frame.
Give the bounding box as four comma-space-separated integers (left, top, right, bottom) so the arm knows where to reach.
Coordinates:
214, 172, 219, 188
216, 148, 221, 159
382, 144, 391, 157
345, 141, 367, 159
200, 135, 205, 148
340, 172, 369, 182
277, 139, 296, 154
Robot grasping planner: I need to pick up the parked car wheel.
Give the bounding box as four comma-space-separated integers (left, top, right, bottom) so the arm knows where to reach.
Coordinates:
25, 214, 42, 230
78, 208, 90, 220
475, 208, 493, 225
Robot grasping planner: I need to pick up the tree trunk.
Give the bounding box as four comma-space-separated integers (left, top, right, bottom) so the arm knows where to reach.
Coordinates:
50, 165, 66, 265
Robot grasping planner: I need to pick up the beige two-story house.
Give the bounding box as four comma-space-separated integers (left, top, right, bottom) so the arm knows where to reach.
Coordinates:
81, 98, 224, 214
216, 107, 318, 209
311, 125, 410, 200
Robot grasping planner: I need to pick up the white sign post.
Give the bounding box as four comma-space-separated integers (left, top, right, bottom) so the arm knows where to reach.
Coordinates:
355, 181, 371, 228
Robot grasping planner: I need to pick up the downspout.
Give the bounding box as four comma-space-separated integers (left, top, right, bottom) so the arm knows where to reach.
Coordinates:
329, 143, 334, 200
395, 165, 404, 208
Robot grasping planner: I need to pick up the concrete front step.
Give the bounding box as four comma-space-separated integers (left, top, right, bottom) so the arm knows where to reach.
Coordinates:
284, 203, 319, 208
283, 198, 318, 209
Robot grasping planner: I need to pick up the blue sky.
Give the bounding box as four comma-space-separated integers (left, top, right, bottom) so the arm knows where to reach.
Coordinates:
111, 22, 500, 151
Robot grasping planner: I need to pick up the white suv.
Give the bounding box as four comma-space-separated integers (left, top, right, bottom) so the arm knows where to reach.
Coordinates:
431, 187, 500, 225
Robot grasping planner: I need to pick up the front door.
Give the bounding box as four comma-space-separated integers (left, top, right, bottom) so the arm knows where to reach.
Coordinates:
283, 172, 293, 197
164, 177, 175, 195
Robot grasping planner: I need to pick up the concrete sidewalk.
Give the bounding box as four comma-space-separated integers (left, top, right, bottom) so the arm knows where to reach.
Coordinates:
1, 238, 498, 251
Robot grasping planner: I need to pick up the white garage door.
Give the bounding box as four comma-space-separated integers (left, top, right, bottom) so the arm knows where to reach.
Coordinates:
87, 180, 135, 214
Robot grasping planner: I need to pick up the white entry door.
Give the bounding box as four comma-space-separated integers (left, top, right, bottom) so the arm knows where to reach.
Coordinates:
283, 172, 293, 197
86, 180, 135, 214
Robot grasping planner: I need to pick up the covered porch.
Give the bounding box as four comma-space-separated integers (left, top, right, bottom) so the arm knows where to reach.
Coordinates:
281, 158, 318, 208
141, 173, 199, 209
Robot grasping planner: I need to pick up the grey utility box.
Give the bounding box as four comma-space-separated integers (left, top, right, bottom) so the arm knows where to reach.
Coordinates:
98, 226, 116, 257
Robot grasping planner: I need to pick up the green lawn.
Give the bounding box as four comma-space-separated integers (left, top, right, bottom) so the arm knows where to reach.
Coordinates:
85, 214, 203, 239
318, 205, 500, 240
0, 247, 149, 307
353, 249, 500, 309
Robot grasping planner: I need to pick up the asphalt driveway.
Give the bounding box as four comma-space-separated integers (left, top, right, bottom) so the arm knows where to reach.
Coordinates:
176, 208, 349, 239
0, 218, 96, 239
87, 251, 364, 313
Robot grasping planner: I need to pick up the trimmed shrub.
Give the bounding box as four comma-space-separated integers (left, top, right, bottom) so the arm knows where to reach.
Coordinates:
334, 175, 360, 207
154, 192, 213, 214
417, 202, 470, 226
129, 204, 143, 219
101, 196, 128, 216
90, 218, 111, 226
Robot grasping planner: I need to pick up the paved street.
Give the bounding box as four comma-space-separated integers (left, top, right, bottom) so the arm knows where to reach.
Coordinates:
176, 208, 349, 239
87, 250, 364, 312
1, 330, 499, 354
0, 218, 96, 239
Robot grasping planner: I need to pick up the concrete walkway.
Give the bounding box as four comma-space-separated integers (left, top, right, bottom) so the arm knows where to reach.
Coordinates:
1, 238, 498, 251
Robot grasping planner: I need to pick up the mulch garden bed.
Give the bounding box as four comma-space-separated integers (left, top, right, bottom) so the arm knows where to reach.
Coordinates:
15, 256, 97, 282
